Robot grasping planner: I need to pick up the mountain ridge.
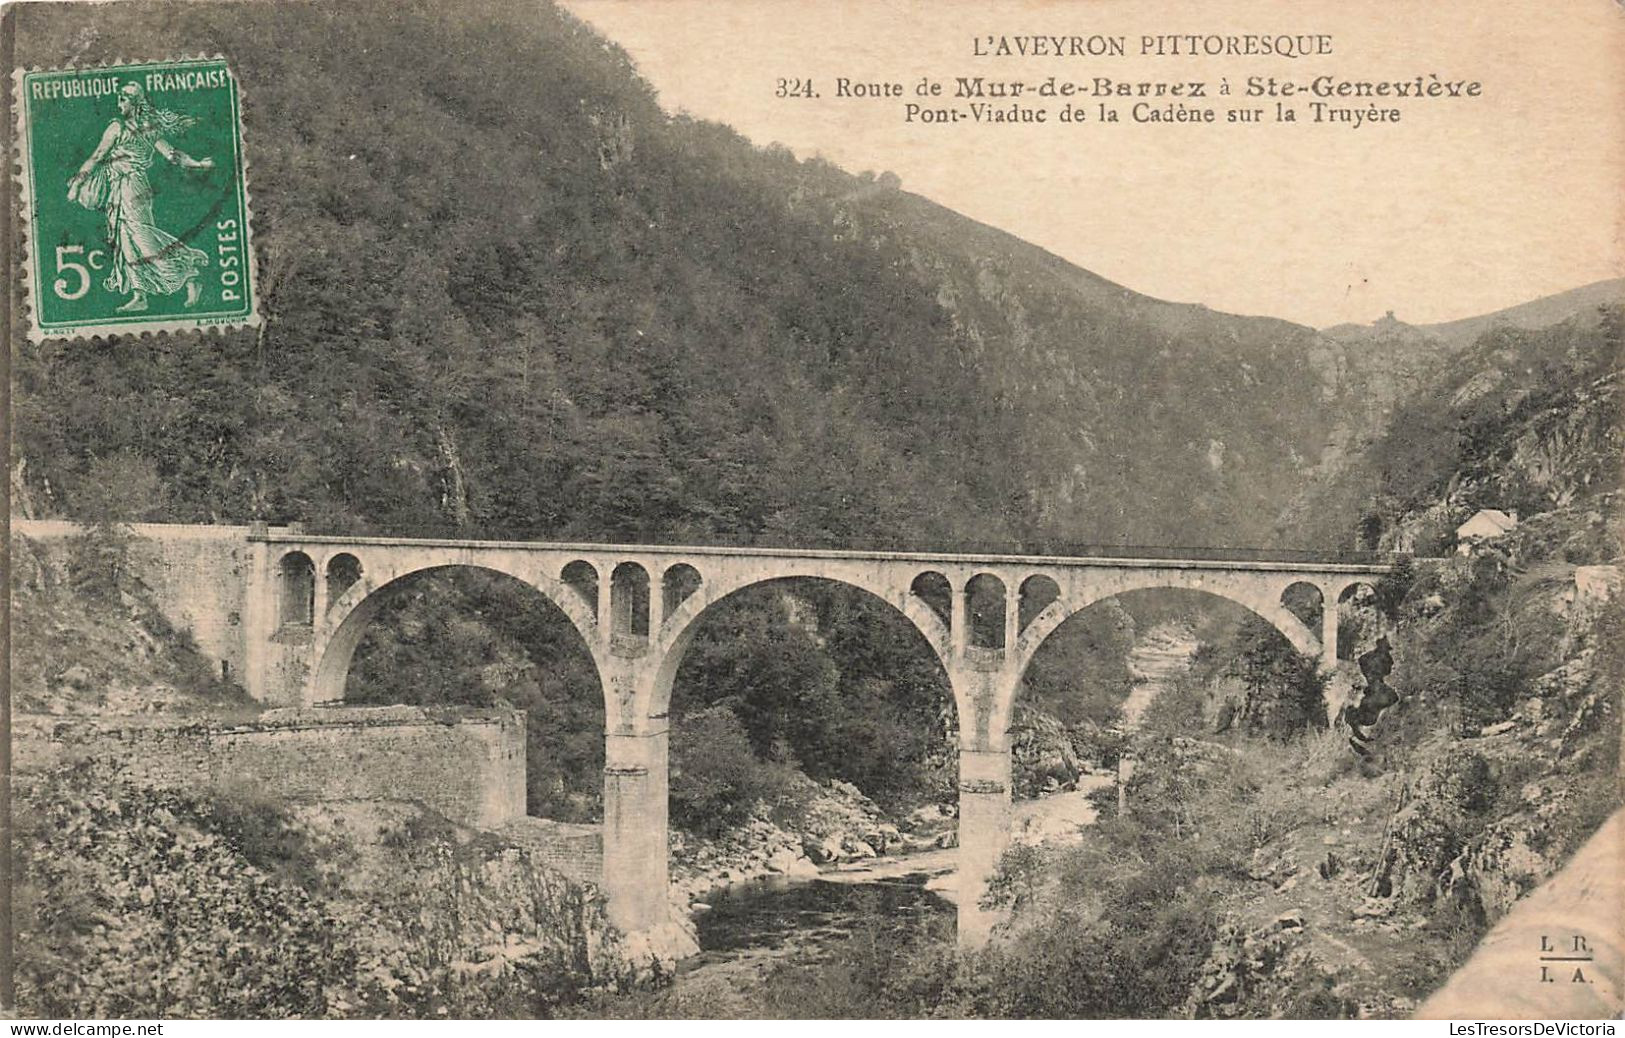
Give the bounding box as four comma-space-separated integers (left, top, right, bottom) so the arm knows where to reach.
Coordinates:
1323, 278, 1624, 346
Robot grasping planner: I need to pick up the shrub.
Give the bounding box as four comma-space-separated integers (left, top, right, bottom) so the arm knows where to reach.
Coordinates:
1455, 647, 1529, 728
15, 767, 350, 1018
16, 764, 609, 1019
206, 787, 340, 896
378, 806, 462, 850
1071, 723, 1129, 770
967, 854, 1218, 1018
1436, 751, 1498, 817
669, 705, 786, 836
1389, 894, 1489, 999
63, 452, 164, 600
66, 524, 134, 601
1277, 969, 1358, 1019
982, 842, 1047, 911
1373, 556, 1416, 618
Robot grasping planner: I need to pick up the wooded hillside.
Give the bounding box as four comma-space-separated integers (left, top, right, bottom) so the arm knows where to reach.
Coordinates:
12, 0, 1456, 551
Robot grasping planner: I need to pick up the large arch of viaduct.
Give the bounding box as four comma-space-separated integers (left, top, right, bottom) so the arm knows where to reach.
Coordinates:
239, 528, 1393, 947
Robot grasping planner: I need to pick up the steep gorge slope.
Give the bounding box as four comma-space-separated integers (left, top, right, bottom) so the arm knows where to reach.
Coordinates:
1289, 303, 1623, 553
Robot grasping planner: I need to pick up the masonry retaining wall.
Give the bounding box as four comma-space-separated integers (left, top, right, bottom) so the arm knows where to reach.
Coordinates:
14, 705, 527, 829
500, 817, 605, 886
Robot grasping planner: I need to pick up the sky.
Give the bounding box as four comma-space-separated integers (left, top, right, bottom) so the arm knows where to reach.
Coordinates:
563, 0, 1624, 328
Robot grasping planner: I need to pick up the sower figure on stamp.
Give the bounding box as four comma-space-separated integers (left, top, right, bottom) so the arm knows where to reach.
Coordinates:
67, 82, 213, 313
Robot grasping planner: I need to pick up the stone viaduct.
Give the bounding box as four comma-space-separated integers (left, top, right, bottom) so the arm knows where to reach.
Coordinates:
14, 520, 1395, 947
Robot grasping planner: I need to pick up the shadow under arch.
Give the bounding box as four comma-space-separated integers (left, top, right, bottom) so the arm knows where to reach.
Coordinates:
647, 572, 953, 726
1334, 580, 1381, 661
648, 573, 962, 893
315, 562, 600, 706
311, 563, 609, 819
1016, 591, 1141, 730
1010, 584, 1321, 735
1015, 580, 1319, 682
1280, 579, 1325, 632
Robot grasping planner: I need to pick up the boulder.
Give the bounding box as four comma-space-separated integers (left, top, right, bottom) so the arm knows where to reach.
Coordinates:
906, 803, 953, 830
868, 823, 902, 852
829, 779, 865, 800
802, 835, 838, 864
1272, 910, 1305, 931
783, 855, 820, 880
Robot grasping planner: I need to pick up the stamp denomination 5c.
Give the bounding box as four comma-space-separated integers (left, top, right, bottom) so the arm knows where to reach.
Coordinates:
15, 58, 259, 341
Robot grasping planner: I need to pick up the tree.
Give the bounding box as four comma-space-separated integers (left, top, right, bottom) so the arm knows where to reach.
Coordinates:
66, 452, 163, 598
669, 706, 782, 836
1228, 619, 1327, 737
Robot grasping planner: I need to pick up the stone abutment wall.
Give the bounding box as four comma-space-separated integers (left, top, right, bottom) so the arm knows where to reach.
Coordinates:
12, 520, 258, 685
14, 705, 527, 829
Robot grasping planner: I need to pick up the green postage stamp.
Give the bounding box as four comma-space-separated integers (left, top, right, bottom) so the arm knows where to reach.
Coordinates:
15, 58, 259, 341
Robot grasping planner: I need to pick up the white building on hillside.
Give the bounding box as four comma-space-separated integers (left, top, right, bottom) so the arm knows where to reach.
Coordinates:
1455, 509, 1518, 554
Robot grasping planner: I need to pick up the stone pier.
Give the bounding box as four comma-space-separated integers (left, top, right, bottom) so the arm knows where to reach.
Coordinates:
957, 747, 1014, 945
601, 730, 671, 933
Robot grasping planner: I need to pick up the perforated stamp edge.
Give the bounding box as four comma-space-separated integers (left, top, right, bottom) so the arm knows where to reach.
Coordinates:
10, 55, 263, 344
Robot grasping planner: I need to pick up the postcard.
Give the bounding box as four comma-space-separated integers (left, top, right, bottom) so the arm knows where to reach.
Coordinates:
3, 0, 1620, 1022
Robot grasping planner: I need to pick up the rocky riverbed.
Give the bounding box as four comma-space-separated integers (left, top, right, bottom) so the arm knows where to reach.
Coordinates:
663, 619, 1196, 968
670, 774, 958, 907
1122, 621, 1201, 727
662, 771, 1120, 1000
675, 772, 1118, 914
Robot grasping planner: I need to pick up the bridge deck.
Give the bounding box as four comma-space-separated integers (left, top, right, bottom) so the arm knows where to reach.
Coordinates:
250, 529, 1399, 573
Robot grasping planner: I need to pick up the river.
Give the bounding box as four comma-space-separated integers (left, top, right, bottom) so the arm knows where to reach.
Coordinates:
671, 625, 1198, 986
675, 775, 1114, 988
